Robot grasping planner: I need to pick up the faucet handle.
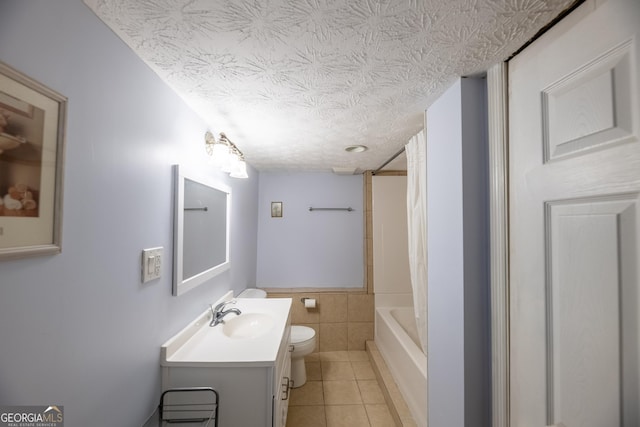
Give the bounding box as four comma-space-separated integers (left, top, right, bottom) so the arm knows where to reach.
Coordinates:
213, 299, 237, 312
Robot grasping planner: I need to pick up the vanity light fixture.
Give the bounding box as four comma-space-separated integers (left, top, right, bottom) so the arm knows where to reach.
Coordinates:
205, 131, 248, 179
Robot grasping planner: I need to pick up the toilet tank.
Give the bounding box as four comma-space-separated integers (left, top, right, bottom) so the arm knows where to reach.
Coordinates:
237, 288, 267, 298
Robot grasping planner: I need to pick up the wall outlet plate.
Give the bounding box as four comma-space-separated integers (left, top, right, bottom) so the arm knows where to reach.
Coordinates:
142, 247, 163, 283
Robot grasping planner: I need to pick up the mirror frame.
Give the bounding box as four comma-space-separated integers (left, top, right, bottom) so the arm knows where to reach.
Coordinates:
172, 164, 231, 296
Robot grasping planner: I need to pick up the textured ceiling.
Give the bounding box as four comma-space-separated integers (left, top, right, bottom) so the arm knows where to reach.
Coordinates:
84, 0, 575, 172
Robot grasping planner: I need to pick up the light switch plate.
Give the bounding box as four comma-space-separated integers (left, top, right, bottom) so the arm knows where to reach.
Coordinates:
142, 247, 163, 283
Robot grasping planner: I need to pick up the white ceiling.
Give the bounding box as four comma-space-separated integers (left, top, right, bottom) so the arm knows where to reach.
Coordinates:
84, 0, 575, 172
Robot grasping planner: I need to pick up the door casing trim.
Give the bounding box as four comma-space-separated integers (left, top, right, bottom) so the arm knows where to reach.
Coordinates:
488, 62, 510, 427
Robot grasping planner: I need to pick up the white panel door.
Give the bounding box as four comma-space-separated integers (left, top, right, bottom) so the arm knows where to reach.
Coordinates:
509, 0, 640, 426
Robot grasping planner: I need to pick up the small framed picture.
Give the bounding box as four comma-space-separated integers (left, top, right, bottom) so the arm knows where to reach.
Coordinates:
271, 201, 283, 218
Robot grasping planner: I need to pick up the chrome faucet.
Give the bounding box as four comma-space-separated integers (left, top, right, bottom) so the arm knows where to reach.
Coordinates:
209, 300, 241, 327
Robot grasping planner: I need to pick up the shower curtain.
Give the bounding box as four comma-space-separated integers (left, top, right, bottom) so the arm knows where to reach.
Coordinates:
406, 131, 427, 354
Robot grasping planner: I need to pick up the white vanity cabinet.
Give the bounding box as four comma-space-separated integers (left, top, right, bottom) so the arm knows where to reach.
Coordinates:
273, 330, 293, 427
161, 296, 292, 427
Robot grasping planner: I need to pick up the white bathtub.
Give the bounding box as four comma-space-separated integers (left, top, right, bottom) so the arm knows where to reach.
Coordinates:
375, 306, 427, 426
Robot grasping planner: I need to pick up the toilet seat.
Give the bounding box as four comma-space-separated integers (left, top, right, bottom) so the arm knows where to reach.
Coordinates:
290, 325, 316, 355
291, 325, 315, 343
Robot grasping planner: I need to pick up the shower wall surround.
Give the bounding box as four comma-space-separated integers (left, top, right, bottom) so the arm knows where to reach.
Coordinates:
371, 173, 412, 307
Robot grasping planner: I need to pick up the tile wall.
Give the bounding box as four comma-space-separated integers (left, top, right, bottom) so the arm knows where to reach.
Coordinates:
266, 291, 374, 351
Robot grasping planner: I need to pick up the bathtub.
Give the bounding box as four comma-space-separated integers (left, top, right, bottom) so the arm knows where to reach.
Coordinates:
375, 306, 427, 426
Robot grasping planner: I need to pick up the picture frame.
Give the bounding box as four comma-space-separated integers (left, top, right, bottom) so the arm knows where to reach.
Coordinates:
271, 201, 283, 218
0, 61, 67, 259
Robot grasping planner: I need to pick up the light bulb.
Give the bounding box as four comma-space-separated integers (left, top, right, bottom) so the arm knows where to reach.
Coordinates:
222, 152, 239, 173
211, 143, 230, 167
230, 159, 248, 179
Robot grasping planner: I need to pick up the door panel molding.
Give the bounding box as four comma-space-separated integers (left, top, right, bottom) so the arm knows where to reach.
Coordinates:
544, 194, 638, 426
542, 39, 636, 162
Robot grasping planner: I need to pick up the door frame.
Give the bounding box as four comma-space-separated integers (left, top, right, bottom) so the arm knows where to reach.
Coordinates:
488, 62, 510, 427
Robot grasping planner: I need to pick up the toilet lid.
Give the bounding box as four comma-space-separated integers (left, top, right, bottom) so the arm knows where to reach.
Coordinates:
291, 325, 315, 343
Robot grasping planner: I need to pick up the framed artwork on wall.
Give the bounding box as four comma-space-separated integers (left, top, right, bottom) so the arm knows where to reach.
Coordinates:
0, 61, 67, 259
271, 201, 283, 218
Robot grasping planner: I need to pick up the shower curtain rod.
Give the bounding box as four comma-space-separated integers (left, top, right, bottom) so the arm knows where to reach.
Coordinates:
373, 146, 405, 174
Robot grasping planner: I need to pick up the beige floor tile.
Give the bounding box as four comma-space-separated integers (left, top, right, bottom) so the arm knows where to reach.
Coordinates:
319, 351, 350, 362
286, 405, 326, 427
321, 361, 355, 380
352, 360, 376, 380
290, 381, 324, 406
323, 380, 362, 405
325, 405, 370, 427
365, 404, 395, 427
400, 418, 418, 427
357, 380, 385, 404
306, 361, 322, 381
347, 350, 369, 361
286, 350, 405, 427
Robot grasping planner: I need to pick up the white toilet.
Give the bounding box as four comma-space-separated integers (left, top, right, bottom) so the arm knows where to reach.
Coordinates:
289, 325, 316, 387
237, 288, 317, 388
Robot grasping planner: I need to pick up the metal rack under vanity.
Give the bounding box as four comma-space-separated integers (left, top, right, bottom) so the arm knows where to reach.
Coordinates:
159, 387, 219, 426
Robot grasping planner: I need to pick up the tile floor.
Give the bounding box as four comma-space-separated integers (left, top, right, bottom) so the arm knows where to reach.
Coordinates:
285, 351, 396, 427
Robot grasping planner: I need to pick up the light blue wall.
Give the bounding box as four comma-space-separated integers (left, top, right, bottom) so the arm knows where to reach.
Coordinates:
0, 1, 259, 426
460, 77, 491, 427
427, 79, 466, 427
427, 78, 490, 427
256, 172, 364, 288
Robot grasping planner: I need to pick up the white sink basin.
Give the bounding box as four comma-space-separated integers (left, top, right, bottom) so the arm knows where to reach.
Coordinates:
161, 295, 292, 366
222, 313, 275, 339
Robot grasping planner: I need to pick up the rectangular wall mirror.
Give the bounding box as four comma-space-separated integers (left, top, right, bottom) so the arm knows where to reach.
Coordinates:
172, 164, 231, 296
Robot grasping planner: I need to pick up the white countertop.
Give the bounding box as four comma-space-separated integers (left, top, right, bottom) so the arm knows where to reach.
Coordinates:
161, 297, 292, 368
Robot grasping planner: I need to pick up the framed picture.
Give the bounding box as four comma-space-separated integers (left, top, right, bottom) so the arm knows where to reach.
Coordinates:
271, 201, 283, 218
0, 61, 67, 259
